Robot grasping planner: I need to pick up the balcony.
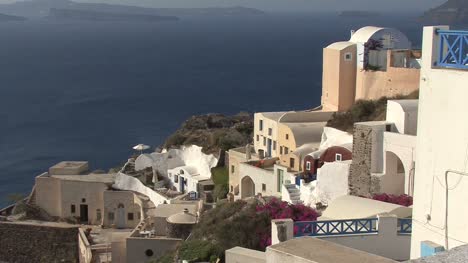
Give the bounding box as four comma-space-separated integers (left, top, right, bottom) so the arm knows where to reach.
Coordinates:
294, 217, 411, 237
437, 30, 468, 70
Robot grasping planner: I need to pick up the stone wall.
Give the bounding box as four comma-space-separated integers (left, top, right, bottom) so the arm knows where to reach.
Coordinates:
349, 124, 381, 197
0, 221, 79, 263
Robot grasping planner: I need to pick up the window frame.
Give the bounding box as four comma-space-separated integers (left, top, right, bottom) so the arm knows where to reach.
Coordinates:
335, 153, 343, 161
344, 52, 353, 61
128, 213, 134, 221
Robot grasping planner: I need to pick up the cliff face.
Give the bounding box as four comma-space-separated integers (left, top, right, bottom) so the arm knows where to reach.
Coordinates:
420, 0, 468, 25
163, 113, 253, 155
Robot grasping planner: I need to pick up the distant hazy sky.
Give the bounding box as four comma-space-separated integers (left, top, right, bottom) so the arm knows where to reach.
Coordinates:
0, 0, 448, 12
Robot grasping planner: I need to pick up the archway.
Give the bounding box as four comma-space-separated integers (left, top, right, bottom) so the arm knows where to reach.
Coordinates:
381, 151, 406, 195
241, 176, 255, 199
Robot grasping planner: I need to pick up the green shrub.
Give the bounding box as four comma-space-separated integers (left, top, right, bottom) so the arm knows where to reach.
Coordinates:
211, 167, 229, 185
213, 184, 229, 200
326, 90, 419, 133
179, 240, 222, 262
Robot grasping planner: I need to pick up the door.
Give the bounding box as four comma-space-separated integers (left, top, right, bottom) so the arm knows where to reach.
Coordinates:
267, 139, 272, 157
180, 177, 185, 193
80, 205, 88, 223
116, 205, 125, 229
277, 169, 284, 192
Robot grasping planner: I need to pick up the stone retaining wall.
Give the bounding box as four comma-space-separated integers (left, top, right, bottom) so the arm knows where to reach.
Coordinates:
349, 124, 382, 197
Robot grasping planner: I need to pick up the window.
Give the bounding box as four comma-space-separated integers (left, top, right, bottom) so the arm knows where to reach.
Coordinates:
175, 175, 179, 183
263, 137, 266, 146
335, 153, 343, 161
71, 205, 76, 214
268, 128, 272, 136
259, 120, 263, 131
96, 209, 102, 221
285, 147, 289, 154
306, 161, 311, 171
286, 134, 289, 140
231, 165, 235, 173
273, 141, 277, 151
344, 52, 353, 61
280, 146, 283, 155
81, 198, 86, 203
180, 169, 185, 174
137, 212, 141, 220
256, 135, 259, 141
128, 213, 134, 221
231, 186, 233, 192
108, 212, 115, 221
386, 124, 392, 132
262, 184, 266, 192
290, 158, 295, 168
145, 249, 154, 257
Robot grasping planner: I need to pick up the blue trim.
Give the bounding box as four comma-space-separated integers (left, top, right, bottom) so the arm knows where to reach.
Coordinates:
294, 218, 378, 237
437, 30, 468, 70
397, 218, 412, 235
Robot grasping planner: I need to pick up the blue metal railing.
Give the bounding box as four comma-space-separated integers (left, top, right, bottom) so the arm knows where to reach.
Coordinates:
294, 218, 378, 237
437, 30, 468, 69
397, 218, 412, 235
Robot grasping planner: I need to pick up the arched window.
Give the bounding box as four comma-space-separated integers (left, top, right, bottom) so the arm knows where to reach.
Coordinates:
118, 203, 124, 209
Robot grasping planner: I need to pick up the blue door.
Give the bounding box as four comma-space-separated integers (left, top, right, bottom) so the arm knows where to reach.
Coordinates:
180, 177, 185, 193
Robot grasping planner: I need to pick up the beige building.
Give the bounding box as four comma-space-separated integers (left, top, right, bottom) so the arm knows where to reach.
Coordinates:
253, 112, 286, 158
253, 111, 333, 160
228, 145, 259, 195
34, 161, 143, 229
230, 111, 332, 198
322, 26, 420, 112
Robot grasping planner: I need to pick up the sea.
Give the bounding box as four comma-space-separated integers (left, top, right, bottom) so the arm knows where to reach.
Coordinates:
0, 13, 425, 207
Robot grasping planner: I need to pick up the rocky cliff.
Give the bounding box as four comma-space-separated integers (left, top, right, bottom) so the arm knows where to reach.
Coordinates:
163, 113, 253, 155
420, 0, 468, 25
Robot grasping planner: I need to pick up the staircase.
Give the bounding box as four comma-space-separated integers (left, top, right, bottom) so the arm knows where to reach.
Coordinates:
285, 184, 302, 205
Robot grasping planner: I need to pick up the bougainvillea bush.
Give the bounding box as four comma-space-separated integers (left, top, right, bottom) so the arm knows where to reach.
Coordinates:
181, 198, 320, 262
255, 198, 319, 249
372, 193, 413, 207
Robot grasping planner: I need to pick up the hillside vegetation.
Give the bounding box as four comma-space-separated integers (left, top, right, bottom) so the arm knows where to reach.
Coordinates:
164, 112, 253, 155
326, 90, 419, 133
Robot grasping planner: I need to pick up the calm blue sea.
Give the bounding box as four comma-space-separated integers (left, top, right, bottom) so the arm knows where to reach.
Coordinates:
0, 13, 424, 206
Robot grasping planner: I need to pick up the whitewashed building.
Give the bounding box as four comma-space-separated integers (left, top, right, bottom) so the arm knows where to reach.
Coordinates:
410, 26, 468, 258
